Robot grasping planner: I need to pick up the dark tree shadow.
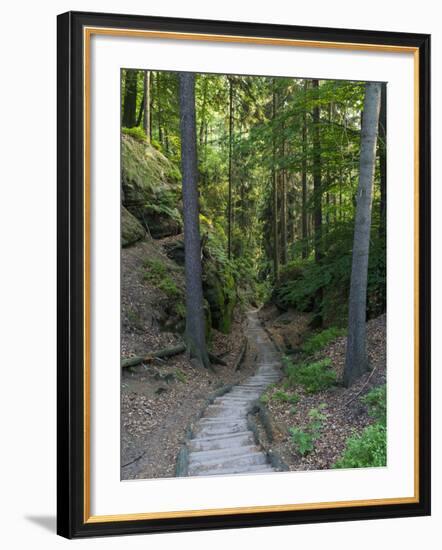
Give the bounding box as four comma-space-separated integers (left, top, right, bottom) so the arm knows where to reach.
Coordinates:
25, 515, 56, 533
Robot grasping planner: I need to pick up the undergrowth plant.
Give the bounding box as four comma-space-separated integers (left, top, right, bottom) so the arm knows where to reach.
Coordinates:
289, 405, 327, 456
301, 327, 346, 355
142, 259, 182, 299
284, 357, 336, 393
334, 384, 387, 468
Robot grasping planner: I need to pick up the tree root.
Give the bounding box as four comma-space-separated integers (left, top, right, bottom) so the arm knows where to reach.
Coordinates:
121, 344, 186, 368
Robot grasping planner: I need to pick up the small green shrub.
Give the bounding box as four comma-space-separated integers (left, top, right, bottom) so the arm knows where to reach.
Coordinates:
289, 405, 327, 456
122, 126, 148, 142
260, 394, 269, 405
126, 307, 143, 330
285, 358, 336, 393
289, 428, 315, 455
333, 423, 387, 469
175, 368, 187, 383
362, 385, 387, 423
272, 390, 300, 405
301, 327, 346, 355
142, 259, 182, 298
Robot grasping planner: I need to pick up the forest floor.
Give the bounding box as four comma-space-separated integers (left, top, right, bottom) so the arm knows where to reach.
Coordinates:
121, 238, 256, 480
257, 305, 386, 471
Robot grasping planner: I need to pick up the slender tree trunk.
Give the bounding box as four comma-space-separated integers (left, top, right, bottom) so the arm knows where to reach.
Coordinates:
312, 79, 323, 324
343, 82, 381, 387
272, 82, 280, 282
157, 72, 164, 146
378, 82, 387, 238
301, 81, 308, 259
199, 77, 208, 147
281, 141, 288, 265
143, 70, 151, 142
136, 95, 144, 127
312, 79, 322, 264
178, 72, 210, 369
227, 77, 234, 259
122, 69, 138, 128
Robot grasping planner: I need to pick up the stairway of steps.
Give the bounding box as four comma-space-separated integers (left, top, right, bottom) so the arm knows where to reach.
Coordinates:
186, 310, 281, 477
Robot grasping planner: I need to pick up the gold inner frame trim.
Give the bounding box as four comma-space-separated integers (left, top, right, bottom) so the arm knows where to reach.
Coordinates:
83, 26, 420, 524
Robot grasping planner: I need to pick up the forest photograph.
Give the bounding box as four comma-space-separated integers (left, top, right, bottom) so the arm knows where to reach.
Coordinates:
120, 68, 387, 480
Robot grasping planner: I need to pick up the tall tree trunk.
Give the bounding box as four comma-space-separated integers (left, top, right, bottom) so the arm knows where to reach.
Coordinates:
157, 72, 164, 146
312, 79, 322, 263
178, 72, 210, 369
227, 77, 234, 259
199, 77, 208, 147
143, 70, 151, 142
122, 69, 138, 128
378, 82, 387, 238
312, 79, 323, 324
301, 81, 308, 259
343, 82, 382, 387
281, 134, 288, 265
272, 82, 280, 282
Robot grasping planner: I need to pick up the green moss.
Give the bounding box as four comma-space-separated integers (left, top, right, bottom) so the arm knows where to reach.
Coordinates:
121, 135, 182, 237
203, 265, 236, 334
121, 206, 145, 247
142, 258, 181, 298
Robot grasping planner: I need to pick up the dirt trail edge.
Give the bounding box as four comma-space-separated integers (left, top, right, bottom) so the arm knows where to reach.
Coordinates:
185, 310, 282, 477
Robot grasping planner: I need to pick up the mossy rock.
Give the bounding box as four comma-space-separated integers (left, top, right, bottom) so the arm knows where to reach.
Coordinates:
121, 206, 145, 247
203, 266, 236, 334
121, 135, 182, 238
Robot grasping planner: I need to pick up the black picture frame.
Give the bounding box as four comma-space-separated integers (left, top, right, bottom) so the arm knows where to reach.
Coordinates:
57, 10, 431, 539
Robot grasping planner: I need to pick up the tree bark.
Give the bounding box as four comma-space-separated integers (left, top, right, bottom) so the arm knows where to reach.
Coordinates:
227, 77, 234, 260
179, 72, 211, 369
378, 82, 387, 238
312, 79, 322, 264
343, 82, 382, 387
157, 72, 164, 146
301, 81, 308, 259
272, 82, 280, 282
122, 69, 138, 128
312, 79, 323, 324
281, 136, 288, 265
143, 70, 151, 142
121, 344, 186, 368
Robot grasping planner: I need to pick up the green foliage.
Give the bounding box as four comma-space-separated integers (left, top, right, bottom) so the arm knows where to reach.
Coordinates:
362, 385, 387, 423
122, 126, 148, 142
272, 390, 300, 405
333, 423, 387, 468
284, 357, 336, 393
274, 221, 386, 324
301, 327, 346, 355
289, 405, 327, 455
126, 307, 143, 331
334, 385, 387, 469
175, 368, 187, 383
121, 135, 182, 227
142, 259, 182, 299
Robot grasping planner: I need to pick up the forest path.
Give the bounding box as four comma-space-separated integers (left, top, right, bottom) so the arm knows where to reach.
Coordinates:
186, 310, 282, 477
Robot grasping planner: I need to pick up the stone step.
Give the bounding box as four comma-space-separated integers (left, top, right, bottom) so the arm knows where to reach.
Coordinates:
189, 432, 255, 452
198, 416, 245, 424
190, 430, 252, 443
189, 444, 259, 463
191, 463, 273, 476
188, 451, 267, 472
194, 424, 249, 438
204, 405, 249, 418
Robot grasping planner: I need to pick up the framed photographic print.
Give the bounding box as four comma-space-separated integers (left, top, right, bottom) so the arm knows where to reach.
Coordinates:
57, 11, 431, 538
